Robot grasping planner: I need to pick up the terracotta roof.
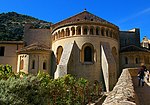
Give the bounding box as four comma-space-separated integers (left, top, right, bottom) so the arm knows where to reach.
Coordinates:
52, 10, 117, 28
120, 45, 150, 53
17, 42, 51, 52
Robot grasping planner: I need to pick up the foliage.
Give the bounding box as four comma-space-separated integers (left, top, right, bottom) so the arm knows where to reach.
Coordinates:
0, 65, 103, 105
0, 12, 52, 41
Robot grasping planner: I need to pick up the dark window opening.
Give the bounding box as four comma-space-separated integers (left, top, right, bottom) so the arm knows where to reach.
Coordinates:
101, 29, 104, 36
90, 28, 94, 35
125, 57, 128, 64
32, 60, 35, 69
83, 28, 88, 35
135, 58, 139, 64
0, 47, 5, 56
84, 46, 92, 62
96, 28, 99, 35
43, 62, 46, 70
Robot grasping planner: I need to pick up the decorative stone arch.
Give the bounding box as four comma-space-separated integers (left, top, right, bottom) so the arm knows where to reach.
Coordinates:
56, 46, 63, 64
96, 27, 100, 35
112, 47, 117, 63
90, 26, 94, 35
81, 43, 95, 63
71, 27, 75, 35
83, 26, 88, 35
76, 26, 81, 35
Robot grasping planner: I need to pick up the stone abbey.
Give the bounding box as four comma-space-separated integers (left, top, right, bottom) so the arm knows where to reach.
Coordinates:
0, 10, 149, 91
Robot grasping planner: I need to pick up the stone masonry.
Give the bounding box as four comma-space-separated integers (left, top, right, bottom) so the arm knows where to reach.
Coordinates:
102, 69, 137, 105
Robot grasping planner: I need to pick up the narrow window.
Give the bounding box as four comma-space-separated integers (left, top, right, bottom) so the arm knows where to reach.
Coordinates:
106, 30, 109, 36
43, 62, 46, 70
135, 58, 138, 64
84, 46, 92, 62
125, 57, 128, 64
32, 60, 35, 69
101, 29, 104, 36
77, 27, 81, 35
96, 28, 99, 35
20, 59, 24, 70
71, 27, 75, 35
0, 47, 5, 56
83, 28, 88, 35
90, 28, 94, 35
56, 46, 63, 64
66, 28, 70, 36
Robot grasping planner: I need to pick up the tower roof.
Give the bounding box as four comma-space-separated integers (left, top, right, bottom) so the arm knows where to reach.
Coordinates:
52, 10, 118, 28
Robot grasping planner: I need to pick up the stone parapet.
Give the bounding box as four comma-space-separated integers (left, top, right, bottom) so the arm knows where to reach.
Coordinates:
102, 69, 137, 105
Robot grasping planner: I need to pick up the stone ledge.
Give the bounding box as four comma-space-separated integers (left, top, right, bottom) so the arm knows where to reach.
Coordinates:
102, 69, 137, 105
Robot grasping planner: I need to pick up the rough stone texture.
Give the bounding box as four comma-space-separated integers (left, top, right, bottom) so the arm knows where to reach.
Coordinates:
101, 42, 117, 92
24, 24, 51, 47
102, 69, 137, 105
54, 41, 74, 79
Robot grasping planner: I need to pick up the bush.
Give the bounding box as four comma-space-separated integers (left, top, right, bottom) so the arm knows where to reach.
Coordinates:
0, 66, 102, 105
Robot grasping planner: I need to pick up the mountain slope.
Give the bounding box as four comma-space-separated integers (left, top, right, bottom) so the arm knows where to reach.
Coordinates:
0, 12, 52, 41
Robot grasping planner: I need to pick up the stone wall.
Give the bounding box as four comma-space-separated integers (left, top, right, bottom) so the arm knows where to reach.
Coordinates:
102, 68, 137, 105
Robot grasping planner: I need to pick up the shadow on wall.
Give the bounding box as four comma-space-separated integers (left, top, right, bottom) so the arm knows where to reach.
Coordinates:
50, 52, 56, 78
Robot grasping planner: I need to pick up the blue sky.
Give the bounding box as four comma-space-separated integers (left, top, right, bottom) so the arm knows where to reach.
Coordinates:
0, 0, 150, 40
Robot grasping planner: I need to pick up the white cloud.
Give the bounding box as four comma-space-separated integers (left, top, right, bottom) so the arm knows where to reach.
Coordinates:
118, 7, 150, 23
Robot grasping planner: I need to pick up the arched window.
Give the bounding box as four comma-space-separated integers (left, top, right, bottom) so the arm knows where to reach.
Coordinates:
83, 27, 88, 35
56, 46, 63, 64
81, 43, 94, 63
135, 58, 139, 64
84, 46, 92, 62
110, 30, 112, 37
101, 28, 104, 36
96, 27, 99, 35
61, 29, 65, 37
66, 28, 70, 36
71, 27, 75, 35
32, 60, 35, 69
20, 59, 24, 70
106, 29, 109, 36
90, 27, 94, 35
77, 26, 81, 35
125, 57, 128, 64
58, 31, 61, 38
43, 61, 46, 70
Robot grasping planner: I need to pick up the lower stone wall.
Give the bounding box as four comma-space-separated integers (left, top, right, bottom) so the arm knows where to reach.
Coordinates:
102, 68, 137, 105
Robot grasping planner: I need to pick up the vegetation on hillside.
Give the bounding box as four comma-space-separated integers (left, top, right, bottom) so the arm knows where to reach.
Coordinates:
0, 12, 52, 41
0, 64, 103, 105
